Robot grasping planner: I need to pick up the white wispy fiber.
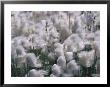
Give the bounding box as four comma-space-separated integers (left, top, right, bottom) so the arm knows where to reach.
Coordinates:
78, 50, 95, 67
51, 64, 62, 77
26, 69, 48, 77
57, 56, 66, 69
67, 60, 80, 72
25, 53, 40, 68
65, 52, 73, 62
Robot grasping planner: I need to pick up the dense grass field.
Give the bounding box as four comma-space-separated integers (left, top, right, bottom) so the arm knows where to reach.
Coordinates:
11, 11, 100, 77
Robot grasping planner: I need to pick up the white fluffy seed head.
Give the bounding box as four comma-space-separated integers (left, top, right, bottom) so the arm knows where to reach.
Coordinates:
41, 46, 48, 54
59, 27, 72, 42
20, 38, 31, 50
78, 41, 85, 50
52, 64, 62, 76
57, 56, 66, 69
67, 60, 79, 72
78, 50, 95, 67
86, 33, 95, 41
65, 52, 73, 62
50, 74, 57, 77
48, 52, 55, 60
25, 53, 38, 68
55, 48, 64, 57
16, 45, 26, 56
27, 69, 47, 77
70, 34, 81, 43
54, 42, 63, 49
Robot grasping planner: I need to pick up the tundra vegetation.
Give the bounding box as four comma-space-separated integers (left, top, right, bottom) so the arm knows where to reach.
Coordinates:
11, 11, 100, 77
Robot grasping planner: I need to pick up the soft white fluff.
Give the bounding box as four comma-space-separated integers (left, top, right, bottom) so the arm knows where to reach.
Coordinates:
78, 50, 95, 67
63, 34, 85, 52
67, 60, 80, 72
65, 52, 73, 62
50, 74, 57, 77
86, 32, 95, 41
27, 69, 47, 77
48, 52, 56, 61
25, 53, 38, 68
57, 56, 66, 69
51, 64, 62, 76
54, 42, 63, 49
16, 45, 26, 56
20, 38, 31, 50
55, 48, 64, 57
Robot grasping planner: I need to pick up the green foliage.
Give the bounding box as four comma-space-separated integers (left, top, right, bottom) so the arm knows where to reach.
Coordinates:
28, 48, 54, 76
79, 57, 98, 77
11, 48, 54, 77
11, 48, 99, 77
11, 63, 27, 77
